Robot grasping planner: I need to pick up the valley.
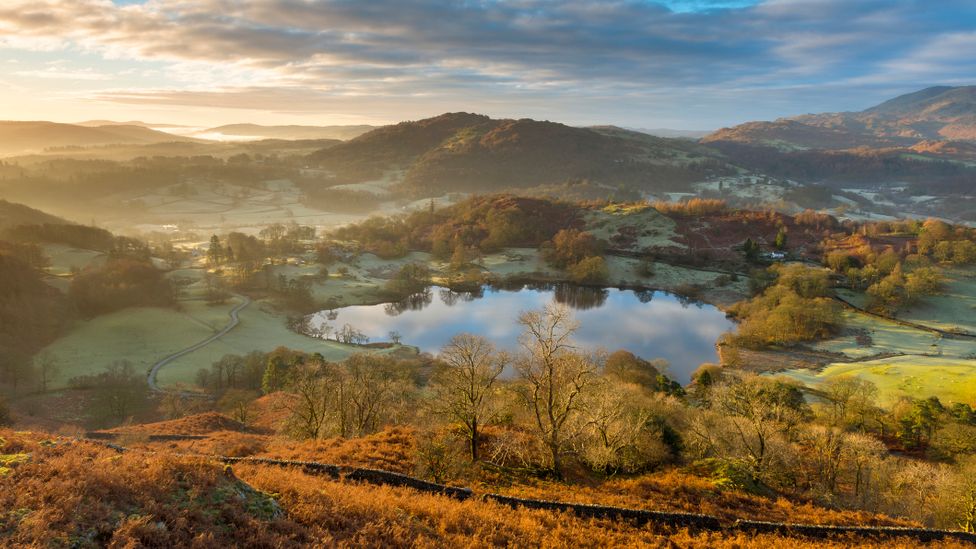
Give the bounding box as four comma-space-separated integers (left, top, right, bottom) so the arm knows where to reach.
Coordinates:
2, 90, 976, 547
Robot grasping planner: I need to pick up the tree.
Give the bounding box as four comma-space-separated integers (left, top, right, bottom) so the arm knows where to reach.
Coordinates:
896, 397, 944, 449
742, 238, 760, 262
93, 360, 147, 426
515, 304, 598, 476
449, 243, 470, 272
343, 354, 407, 436
711, 375, 809, 480
0, 395, 11, 426
262, 356, 286, 394
0, 348, 34, 393
775, 228, 788, 250
219, 389, 259, 425
544, 228, 601, 269
576, 380, 670, 474
283, 364, 335, 439
819, 376, 878, 431
32, 352, 59, 393
568, 256, 609, 285
160, 394, 186, 420
207, 234, 223, 266
385, 263, 432, 297
388, 331, 402, 345
430, 334, 508, 461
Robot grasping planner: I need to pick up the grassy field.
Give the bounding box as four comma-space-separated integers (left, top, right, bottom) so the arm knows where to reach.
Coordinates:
153, 299, 374, 389
40, 295, 376, 390
894, 267, 976, 335
42, 243, 105, 276
41, 259, 391, 391
811, 310, 975, 359
779, 356, 976, 407
39, 302, 237, 389
781, 285, 976, 404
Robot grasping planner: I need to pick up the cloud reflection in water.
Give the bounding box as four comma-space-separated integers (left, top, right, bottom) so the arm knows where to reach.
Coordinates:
310, 285, 734, 383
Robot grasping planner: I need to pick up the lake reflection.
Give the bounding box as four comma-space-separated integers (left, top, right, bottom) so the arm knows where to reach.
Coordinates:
310, 283, 734, 383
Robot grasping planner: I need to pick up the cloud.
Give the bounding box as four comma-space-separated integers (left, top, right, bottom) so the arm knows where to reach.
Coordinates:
0, 0, 974, 126
14, 66, 113, 80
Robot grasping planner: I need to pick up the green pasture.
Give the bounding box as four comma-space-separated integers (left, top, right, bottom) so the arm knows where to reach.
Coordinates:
42, 244, 105, 276
779, 356, 976, 407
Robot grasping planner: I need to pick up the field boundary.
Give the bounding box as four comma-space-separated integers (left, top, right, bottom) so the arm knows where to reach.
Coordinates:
832, 295, 976, 340
94, 440, 976, 544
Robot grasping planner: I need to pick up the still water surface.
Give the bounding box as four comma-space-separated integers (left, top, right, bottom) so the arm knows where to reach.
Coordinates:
310, 284, 734, 383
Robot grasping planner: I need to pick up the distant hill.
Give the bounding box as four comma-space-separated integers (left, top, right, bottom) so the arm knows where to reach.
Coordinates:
308, 113, 733, 196
703, 85, 976, 155
628, 127, 711, 139
0, 121, 204, 155
201, 123, 375, 141
76, 120, 188, 129
0, 200, 69, 230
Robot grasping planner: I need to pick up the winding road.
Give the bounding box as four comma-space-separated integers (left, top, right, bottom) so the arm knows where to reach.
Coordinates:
147, 295, 252, 393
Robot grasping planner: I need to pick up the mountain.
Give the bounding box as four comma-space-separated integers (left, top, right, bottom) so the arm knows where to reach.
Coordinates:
308, 113, 733, 196
200, 123, 375, 141
0, 121, 204, 155
702, 86, 976, 154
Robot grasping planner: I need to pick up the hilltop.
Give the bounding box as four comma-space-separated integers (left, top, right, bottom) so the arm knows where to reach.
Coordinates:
308, 112, 734, 196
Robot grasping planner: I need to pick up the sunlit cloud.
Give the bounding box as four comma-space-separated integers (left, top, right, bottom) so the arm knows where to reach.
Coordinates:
0, 0, 974, 126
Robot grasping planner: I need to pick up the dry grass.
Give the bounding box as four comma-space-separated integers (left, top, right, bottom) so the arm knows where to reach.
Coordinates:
234, 463, 955, 548
103, 412, 254, 436
256, 426, 417, 473
0, 430, 301, 547
0, 429, 969, 548
493, 469, 914, 527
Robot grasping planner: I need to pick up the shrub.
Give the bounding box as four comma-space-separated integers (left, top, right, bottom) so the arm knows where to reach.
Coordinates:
568, 256, 609, 285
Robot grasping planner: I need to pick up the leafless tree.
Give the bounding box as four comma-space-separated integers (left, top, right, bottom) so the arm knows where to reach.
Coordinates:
514, 304, 597, 476
34, 351, 59, 393
430, 334, 507, 461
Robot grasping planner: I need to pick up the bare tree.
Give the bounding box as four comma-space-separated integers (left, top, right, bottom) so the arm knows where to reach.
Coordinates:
514, 304, 597, 476
430, 334, 507, 461
94, 360, 147, 426
576, 380, 664, 473
160, 393, 189, 420
710, 375, 809, 480
819, 376, 879, 431
34, 352, 60, 393
283, 363, 336, 439
219, 388, 260, 425
344, 354, 403, 436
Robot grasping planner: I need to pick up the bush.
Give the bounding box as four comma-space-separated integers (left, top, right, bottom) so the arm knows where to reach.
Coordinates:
543, 228, 602, 269
568, 256, 609, 285
652, 198, 728, 216
635, 259, 655, 277
385, 263, 432, 297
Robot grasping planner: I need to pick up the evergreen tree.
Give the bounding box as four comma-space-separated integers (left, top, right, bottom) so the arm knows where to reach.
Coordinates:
207, 235, 223, 266
262, 356, 286, 394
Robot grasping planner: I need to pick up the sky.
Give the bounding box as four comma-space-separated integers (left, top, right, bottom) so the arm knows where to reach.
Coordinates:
0, 0, 974, 129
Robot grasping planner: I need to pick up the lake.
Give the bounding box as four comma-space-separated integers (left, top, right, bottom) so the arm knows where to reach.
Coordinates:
308, 283, 734, 383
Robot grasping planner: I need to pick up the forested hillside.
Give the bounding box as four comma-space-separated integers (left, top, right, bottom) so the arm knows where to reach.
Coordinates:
309, 113, 735, 196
